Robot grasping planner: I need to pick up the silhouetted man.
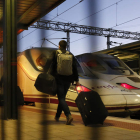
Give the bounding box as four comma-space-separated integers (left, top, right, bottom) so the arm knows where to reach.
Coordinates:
51, 40, 80, 125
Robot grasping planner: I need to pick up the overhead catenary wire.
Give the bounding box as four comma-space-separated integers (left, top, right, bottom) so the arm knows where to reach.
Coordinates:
41, 38, 58, 47
28, 0, 124, 46
32, 17, 139, 47
71, 0, 140, 44
21, 0, 140, 49
111, 16, 140, 29
17, 0, 84, 42
17, 28, 38, 41
75, 0, 123, 24
116, 2, 118, 26
46, 14, 72, 23
71, 0, 124, 43
48, 0, 84, 22
25, 0, 124, 46
44, 0, 123, 25
25, 32, 58, 50
71, 35, 89, 43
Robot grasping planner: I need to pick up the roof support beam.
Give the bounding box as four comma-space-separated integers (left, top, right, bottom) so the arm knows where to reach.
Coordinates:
114, 49, 139, 55
18, 0, 41, 23
28, 0, 66, 27
17, 23, 28, 30
0, 21, 28, 30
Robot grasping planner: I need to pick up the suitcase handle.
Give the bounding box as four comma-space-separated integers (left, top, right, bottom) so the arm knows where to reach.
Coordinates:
73, 84, 83, 94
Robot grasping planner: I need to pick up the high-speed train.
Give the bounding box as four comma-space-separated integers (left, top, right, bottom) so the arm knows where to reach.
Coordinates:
17, 47, 140, 117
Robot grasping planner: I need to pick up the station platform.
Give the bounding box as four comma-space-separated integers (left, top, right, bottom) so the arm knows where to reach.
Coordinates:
1, 106, 140, 140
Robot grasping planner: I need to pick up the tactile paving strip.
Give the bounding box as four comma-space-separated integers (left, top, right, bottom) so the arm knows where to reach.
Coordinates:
22, 106, 140, 131
104, 119, 140, 131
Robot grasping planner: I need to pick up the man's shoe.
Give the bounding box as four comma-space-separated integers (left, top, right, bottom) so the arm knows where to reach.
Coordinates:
66, 115, 73, 125
55, 116, 59, 122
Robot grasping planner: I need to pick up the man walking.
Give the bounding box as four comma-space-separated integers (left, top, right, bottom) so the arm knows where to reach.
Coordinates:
51, 40, 80, 125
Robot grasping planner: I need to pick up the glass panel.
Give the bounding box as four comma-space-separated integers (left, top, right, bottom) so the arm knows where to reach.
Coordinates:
75, 58, 85, 75
86, 60, 106, 71
103, 58, 133, 75
103, 58, 128, 70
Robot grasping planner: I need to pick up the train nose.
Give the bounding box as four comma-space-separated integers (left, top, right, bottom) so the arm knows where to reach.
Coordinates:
124, 94, 140, 111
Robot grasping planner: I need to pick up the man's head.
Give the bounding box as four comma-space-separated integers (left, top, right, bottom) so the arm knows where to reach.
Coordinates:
59, 40, 67, 50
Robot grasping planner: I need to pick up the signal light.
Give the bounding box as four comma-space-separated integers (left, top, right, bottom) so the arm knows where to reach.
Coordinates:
118, 83, 139, 90
76, 85, 91, 93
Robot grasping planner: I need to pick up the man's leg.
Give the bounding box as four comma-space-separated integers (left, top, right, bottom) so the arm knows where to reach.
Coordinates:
55, 103, 62, 119
64, 81, 73, 125
55, 80, 70, 119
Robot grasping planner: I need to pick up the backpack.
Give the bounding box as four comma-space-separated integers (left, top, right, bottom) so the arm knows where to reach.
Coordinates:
57, 50, 73, 76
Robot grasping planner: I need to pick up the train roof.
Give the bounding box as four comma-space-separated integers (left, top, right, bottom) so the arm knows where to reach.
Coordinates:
76, 53, 116, 59
18, 47, 117, 60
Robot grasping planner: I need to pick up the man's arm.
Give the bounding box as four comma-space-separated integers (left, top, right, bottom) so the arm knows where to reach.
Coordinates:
44, 50, 57, 75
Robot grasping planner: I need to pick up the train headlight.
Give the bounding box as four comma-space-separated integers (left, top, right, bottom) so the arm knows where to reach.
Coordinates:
117, 83, 139, 90
76, 85, 91, 93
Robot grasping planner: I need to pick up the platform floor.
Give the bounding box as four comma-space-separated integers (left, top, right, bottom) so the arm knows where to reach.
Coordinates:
1, 106, 140, 140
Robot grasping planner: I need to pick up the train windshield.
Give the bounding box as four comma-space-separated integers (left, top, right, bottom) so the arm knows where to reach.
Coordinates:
103, 58, 133, 75
85, 60, 106, 72
103, 58, 127, 70
75, 58, 85, 76
83, 54, 133, 75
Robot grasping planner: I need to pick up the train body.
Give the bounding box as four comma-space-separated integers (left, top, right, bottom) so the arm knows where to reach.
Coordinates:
17, 47, 140, 116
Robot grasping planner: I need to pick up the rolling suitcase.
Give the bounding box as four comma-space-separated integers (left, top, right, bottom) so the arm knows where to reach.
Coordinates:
75, 91, 108, 126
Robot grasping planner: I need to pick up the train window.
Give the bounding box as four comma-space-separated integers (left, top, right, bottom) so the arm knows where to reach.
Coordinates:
75, 58, 85, 75
104, 58, 128, 70
36, 54, 47, 71
103, 58, 133, 75
86, 60, 106, 71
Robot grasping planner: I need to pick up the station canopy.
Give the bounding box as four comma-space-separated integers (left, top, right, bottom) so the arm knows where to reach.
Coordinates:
0, 0, 65, 44
95, 41, 140, 62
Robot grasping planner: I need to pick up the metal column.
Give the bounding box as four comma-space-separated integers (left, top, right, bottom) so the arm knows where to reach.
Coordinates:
138, 54, 140, 75
107, 36, 110, 49
3, 0, 18, 119
40, 1, 48, 140
67, 31, 70, 51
